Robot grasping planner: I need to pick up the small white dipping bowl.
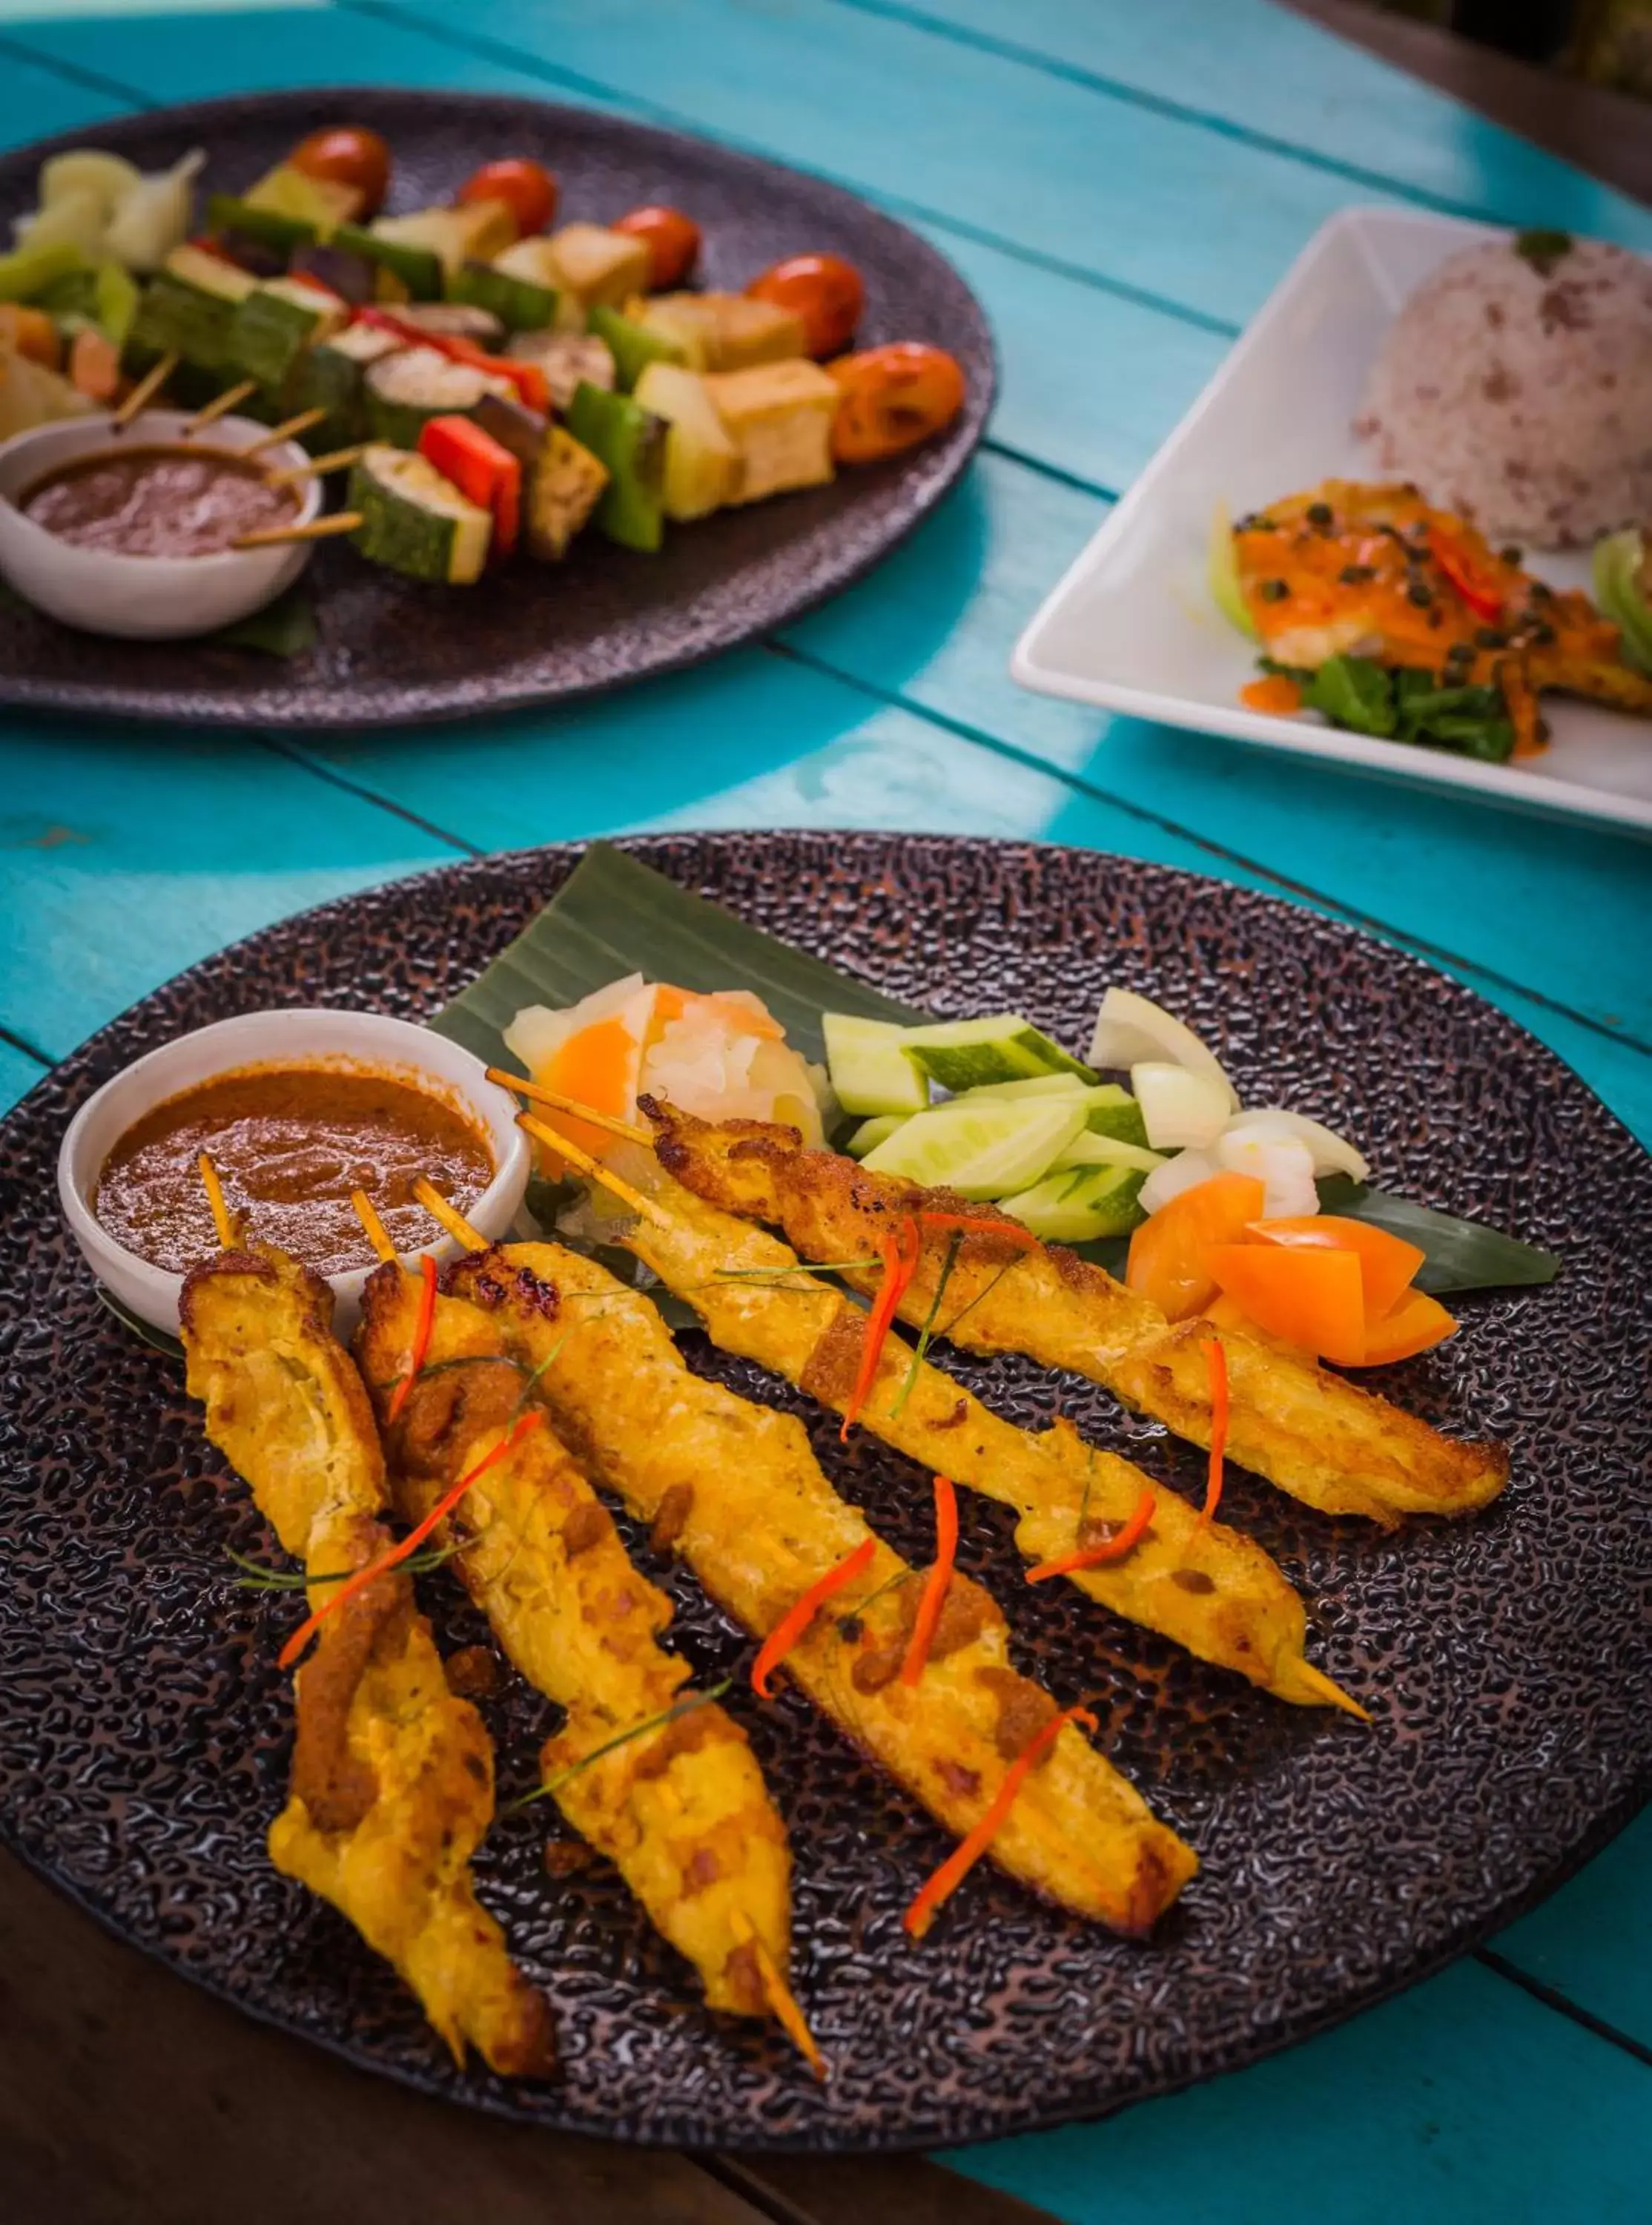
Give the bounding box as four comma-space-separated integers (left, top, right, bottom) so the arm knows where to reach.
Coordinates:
58, 1009, 532, 1340
0, 407, 321, 640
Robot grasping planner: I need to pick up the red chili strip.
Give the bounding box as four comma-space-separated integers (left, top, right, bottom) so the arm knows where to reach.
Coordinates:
899, 1476, 958, 1687
385, 1253, 438, 1425
839, 1214, 921, 1442
750, 1535, 879, 1698
915, 1210, 1038, 1251
279, 1408, 546, 1670
1025, 1485, 1156, 1583
903, 1705, 1099, 1941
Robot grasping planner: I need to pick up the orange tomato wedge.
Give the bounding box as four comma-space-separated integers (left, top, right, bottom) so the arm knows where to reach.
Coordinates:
1126, 1174, 1266, 1321
1245, 1215, 1425, 1323
532, 1012, 645, 1167
1200, 1290, 1315, 1362
1360, 1287, 1458, 1365
1204, 1243, 1367, 1366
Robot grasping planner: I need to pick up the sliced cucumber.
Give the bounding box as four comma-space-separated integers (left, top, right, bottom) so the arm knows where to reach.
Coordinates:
1051, 1131, 1163, 1175
1593, 529, 1652, 676
822, 1014, 930, 1117
954, 1075, 1149, 1146
897, 1014, 1097, 1092
1209, 500, 1258, 639
845, 1113, 905, 1159
861, 1095, 1085, 1201
999, 1164, 1147, 1244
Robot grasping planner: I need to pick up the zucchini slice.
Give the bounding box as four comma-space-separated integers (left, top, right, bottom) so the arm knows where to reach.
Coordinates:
362, 343, 515, 448
348, 443, 492, 584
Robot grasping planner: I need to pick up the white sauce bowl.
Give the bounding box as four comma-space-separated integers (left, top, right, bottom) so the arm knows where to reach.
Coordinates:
0, 407, 321, 640
57, 1009, 532, 1339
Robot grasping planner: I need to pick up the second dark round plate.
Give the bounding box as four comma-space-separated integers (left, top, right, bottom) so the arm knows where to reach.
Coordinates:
0, 832, 1648, 2150
0, 90, 993, 729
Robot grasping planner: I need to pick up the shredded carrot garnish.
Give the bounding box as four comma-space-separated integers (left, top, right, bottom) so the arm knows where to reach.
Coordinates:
1200, 1335, 1228, 1529
279, 1409, 546, 1671
839, 1214, 921, 1442
730, 1911, 827, 2079
385, 1253, 438, 1424
900, 1476, 958, 1687
1025, 1484, 1156, 1583
750, 1535, 878, 1698
914, 1210, 1037, 1251
902, 1704, 1098, 1941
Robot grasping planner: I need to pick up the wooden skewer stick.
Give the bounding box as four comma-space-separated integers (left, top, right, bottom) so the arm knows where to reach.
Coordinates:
349, 1187, 398, 1266
231, 510, 363, 553
198, 1152, 237, 1250
412, 1177, 489, 1255
110, 351, 179, 431
517, 1112, 670, 1228
182, 379, 257, 435
239, 406, 328, 458
484, 1067, 654, 1146
265, 444, 366, 487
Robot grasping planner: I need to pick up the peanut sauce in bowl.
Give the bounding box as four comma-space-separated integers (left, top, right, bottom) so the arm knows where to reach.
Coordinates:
94, 1063, 496, 1276
20, 444, 296, 559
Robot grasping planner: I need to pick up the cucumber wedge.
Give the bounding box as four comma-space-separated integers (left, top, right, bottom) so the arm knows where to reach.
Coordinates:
1593, 529, 1652, 676
1209, 500, 1258, 639
898, 1014, 1097, 1092
822, 1013, 929, 1116
845, 1114, 905, 1159
957, 1076, 1148, 1147
861, 1095, 1085, 1201
999, 1164, 1148, 1243
1051, 1131, 1163, 1175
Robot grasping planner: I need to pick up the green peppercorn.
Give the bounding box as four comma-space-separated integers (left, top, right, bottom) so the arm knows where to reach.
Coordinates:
1258, 579, 1289, 602
1499, 546, 1523, 567
1475, 625, 1507, 648
1530, 620, 1555, 645
1338, 563, 1375, 584
1407, 581, 1433, 608
1305, 501, 1333, 528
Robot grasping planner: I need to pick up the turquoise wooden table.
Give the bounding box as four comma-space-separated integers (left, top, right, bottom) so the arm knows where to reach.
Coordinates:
1, 4, 1648, 2220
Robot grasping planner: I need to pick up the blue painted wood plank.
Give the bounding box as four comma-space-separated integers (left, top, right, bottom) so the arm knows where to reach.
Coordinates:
847, 0, 1652, 234
0, 1038, 50, 1118
1493, 1805, 1652, 2051
0, 723, 455, 1058
0, 32, 131, 138
787, 454, 1652, 1051
943, 1954, 1652, 2225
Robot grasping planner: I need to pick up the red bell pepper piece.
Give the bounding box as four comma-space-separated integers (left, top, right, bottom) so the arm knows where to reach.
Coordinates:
417, 414, 521, 560
1427, 529, 1503, 624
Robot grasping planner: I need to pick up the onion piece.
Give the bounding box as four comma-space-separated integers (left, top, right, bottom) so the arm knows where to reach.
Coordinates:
1137, 1150, 1216, 1217
1215, 1128, 1320, 1217
103, 148, 204, 273
1088, 987, 1239, 1110
1222, 1107, 1369, 1183
1131, 1061, 1232, 1150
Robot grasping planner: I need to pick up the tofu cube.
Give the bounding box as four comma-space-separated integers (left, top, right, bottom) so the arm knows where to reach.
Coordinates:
632, 291, 806, 372
703, 360, 839, 504
545, 224, 652, 314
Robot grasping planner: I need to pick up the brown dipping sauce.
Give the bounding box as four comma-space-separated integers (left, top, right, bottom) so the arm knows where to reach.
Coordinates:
94, 1063, 496, 1276
20, 443, 296, 558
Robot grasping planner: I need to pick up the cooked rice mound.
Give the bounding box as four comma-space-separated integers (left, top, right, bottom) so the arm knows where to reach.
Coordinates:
1355, 234, 1652, 550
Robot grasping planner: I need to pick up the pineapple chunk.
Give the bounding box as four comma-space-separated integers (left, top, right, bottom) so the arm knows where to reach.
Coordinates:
524, 423, 611, 560
543, 224, 652, 317
493, 236, 562, 289
634, 362, 739, 521
703, 360, 838, 504
632, 291, 805, 372
373, 201, 516, 281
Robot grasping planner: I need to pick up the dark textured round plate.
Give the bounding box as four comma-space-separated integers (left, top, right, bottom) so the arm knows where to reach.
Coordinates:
0, 91, 992, 731
1, 832, 1648, 2152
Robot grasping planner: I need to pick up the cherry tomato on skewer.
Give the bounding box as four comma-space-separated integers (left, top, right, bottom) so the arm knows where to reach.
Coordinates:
456, 157, 558, 237
612, 205, 701, 289
827, 342, 966, 464
745, 252, 864, 357
289, 126, 391, 217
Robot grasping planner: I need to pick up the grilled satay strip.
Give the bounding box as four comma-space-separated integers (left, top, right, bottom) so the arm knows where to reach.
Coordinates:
179, 1244, 555, 2077
582, 1148, 1358, 1713
355, 1262, 792, 2021
645, 1106, 1510, 1528
446, 1239, 1195, 1938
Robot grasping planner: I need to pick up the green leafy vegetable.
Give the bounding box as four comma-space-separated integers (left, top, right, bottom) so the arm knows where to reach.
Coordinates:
1313, 1176, 1560, 1294
214, 585, 317, 659
1265, 656, 1515, 762
1513, 228, 1571, 276
96, 1284, 184, 1359
1302, 655, 1395, 736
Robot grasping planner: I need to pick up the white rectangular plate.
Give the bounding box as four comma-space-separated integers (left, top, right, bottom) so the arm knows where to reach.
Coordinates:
1011, 206, 1652, 836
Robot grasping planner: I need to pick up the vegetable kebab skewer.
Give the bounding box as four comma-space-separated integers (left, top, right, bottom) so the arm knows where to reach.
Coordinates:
410, 1169, 1197, 1942
178, 1165, 556, 2078
490, 1086, 1361, 1714
345, 1193, 805, 2053
638, 1104, 1510, 1529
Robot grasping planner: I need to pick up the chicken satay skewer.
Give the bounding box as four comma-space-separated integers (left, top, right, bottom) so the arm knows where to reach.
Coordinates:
347, 1190, 809, 2055
181, 1165, 555, 2077
417, 1174, 1197, 1939
639, 1104, 1509, 1529
495, 1107, 1359, 1714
